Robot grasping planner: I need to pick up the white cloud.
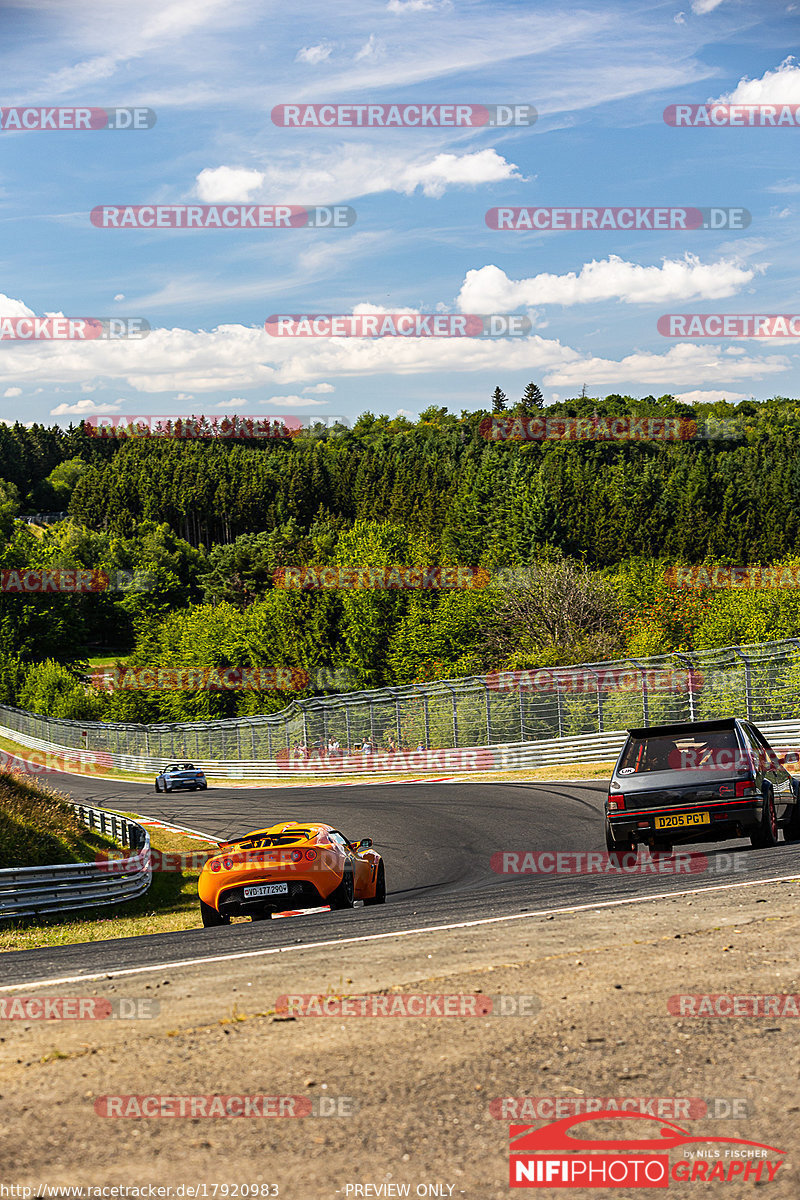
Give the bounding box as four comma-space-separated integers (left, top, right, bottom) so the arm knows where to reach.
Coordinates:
303, 382, 335, 393
296, 43, 333, 65
387, 0, 448, 11
396, 408, 416, 418
691, 0, 726, 12
767, 179, 800, 194
258, 395, 330, 408
114, 293, 125, 302
355, 35, 384, 61
3, 387, 22, 398
175, 392, 194, 401
674, 11, 687, 23
544, 344, 788, 389
50, 399, 124, 415
0, 293, 34, 318
247, 146, 523, 204
401, 149, 524, 199
196, 166, 265, 203
215, 397, 247, 407
717, 57, 800, 105
675, 389, 750, 404
457, 255, 757, 312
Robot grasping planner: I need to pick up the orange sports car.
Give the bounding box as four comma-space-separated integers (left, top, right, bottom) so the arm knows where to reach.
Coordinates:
198, 821, 386, 926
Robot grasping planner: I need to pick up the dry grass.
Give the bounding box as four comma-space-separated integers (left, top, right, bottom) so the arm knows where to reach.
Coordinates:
0, 769, 119, 870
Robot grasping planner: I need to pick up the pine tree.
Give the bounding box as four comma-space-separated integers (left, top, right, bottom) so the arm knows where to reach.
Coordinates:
519, 382, 545, 413
492, 387, 508, 413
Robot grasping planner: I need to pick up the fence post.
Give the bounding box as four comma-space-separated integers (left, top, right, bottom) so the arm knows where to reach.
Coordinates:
345, 702, 352, 751
395, 697, 402, 748
369, 701, 376, 744
631, 659, 649, 727
731, 648, 753, 720
586, 667, 603, 734
673, 652, 697, 723
484, 685, 492, 745
519, 683, 525, 742
266, 722, 273, 760
449, 686, 459, 748
555, 679, 563, 738
302, 709, 309, 748
423, 694, 431, 749
250, 722, 256, 759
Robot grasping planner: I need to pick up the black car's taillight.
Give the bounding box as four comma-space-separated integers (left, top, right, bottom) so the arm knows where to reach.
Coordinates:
735, 779, 756, 797
607, 794, 625, 811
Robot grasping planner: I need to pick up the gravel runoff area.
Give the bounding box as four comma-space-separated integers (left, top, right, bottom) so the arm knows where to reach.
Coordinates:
1, 879, 798, 1198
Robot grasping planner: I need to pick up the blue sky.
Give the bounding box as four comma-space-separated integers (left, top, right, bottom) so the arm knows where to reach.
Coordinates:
0, 0, 799, 427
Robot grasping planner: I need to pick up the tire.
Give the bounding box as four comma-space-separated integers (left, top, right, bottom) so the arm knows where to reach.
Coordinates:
165, 781, 172, 793
200, 899, 230, 927
201, 782, 208, 790
363, 862, 386, 906
154, 779, 161, 793
328, 869, 355, 910
605, 821, 617, 852
751, 787, 779, 849
784, 779, 800, 842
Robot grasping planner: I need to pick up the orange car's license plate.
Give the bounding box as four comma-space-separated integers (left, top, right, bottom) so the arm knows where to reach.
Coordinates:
243, 883, 289, 898
655, 812, 710, 830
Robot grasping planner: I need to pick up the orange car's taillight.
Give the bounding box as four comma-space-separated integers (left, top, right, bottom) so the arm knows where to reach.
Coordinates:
210, 860, 221, 872
291, 849, 303, 862
305, 849, 317, 860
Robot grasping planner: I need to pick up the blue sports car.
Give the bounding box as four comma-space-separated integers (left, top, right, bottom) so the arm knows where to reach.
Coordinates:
155, 762, 208, 792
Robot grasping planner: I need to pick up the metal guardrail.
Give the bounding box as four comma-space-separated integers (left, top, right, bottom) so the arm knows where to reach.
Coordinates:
2, 638, 800, 781
2, 722, 800, 782
0, 806, 151, 920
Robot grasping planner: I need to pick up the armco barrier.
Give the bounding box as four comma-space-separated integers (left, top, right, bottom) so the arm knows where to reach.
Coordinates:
1, 723, 799, 781
0, 806, 151, 919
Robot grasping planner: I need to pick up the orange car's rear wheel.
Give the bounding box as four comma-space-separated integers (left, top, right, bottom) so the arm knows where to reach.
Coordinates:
200, 899, 230, 927
363, 862, 386, 905
328, 869, 355, 909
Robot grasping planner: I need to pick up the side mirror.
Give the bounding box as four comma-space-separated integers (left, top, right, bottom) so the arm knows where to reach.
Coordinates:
356, 838, 373, 850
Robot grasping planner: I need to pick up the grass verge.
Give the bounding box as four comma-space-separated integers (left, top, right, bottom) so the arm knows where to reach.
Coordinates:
0, 769, 119, 870
0, 818, 218, 952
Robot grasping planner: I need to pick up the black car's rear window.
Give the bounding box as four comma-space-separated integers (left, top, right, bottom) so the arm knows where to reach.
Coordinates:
618, 729, 741, 773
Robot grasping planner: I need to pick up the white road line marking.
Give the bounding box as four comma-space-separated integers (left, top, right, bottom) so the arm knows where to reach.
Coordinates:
2, 870, 798, 992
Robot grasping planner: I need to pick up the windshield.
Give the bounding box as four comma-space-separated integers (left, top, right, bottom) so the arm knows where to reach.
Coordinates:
618, 729, 742, 774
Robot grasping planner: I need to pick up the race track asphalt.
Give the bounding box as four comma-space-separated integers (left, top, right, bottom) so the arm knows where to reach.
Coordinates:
4, 769, 800, 986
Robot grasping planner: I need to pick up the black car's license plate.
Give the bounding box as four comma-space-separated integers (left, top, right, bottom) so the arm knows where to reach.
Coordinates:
655, 812, 711, 830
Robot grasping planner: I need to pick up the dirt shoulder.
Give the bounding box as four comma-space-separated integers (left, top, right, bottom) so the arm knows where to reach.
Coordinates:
1, 877, 798, 1196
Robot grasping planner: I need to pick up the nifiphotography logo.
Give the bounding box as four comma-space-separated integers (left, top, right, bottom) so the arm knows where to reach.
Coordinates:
508, 1112, 784, 1187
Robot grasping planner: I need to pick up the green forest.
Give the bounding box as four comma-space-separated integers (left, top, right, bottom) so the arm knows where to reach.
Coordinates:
2, 390, 800, 724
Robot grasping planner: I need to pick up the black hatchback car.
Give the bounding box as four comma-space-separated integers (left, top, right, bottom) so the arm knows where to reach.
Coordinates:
605, 717, 800, 852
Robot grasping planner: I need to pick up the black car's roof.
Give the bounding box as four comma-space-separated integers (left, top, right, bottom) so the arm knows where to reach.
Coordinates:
626, 717, 741, 738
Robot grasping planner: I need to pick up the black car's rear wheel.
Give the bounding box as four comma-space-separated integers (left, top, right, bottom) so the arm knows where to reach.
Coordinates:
751, 788, 779, 848
363, 862, 386, 905
328, 869, 355, 909
200, 899, 230, 927
154, 779, 161, 792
